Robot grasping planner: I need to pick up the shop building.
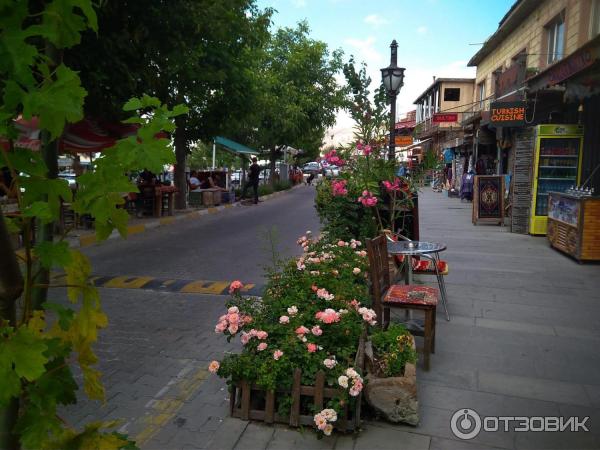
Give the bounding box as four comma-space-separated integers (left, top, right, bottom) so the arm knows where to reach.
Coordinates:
464, 0, 600, 235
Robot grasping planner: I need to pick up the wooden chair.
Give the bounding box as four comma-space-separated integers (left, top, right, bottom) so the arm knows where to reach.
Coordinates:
367, 235, 438, 370
386, 231, 449, 321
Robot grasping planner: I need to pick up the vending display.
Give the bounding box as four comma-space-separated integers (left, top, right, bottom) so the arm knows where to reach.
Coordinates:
529, 125, 583, 235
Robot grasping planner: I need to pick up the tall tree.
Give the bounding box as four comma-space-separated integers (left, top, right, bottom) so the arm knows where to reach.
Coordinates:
252, 22, 346, 178
66, 0, 272, 208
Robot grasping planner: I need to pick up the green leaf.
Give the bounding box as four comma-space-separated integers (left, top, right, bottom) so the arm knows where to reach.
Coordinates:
22, 64, 87, 140
0, 326, 48, 384
6, 149, 48, 177
171, 104, 189, 117
122, 97, 142, 111
4, 216, 20, 234
34, 241, 73, 269
22, 201, 54, 223
44, 302, 75, 331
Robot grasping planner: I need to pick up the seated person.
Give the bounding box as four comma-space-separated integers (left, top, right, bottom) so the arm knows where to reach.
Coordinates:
137, 169, 157, 186
189, 170, 202, 192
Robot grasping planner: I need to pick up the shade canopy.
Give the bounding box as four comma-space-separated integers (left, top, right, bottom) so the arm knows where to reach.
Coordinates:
214, 136, 258, 155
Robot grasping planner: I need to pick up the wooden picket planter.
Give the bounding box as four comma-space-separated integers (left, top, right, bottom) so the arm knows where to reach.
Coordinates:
229, 335, 365, 432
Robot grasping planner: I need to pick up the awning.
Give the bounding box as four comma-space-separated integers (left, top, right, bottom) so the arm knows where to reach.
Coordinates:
214, 136, 257, 155
1, 117, 161, 153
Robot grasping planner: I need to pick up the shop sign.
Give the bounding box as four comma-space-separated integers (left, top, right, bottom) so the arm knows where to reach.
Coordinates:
490, 101, 526, 127
395, 135, 413, 146
432, 113, 458, 123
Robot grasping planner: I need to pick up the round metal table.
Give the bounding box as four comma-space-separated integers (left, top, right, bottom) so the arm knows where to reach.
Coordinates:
386, 241, 447, 285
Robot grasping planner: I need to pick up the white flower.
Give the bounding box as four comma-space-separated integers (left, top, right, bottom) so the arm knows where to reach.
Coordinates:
279, 315, 290, 324
287, 306, 298, 316
338, 375, 349, 388
323, 358, 337, 369
321, 408, 337, 422
352, 267, 361, 275
346, 368, 358, 378
323, 424, 333, 435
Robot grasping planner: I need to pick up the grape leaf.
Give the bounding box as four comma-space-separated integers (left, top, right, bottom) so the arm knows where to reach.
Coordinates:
34, 241, 73, 269
22, 201, 54, 223
65, 250, 92, 302
22, 64, 87, 140
44, 302, 75, 331
7, 327, 49, 381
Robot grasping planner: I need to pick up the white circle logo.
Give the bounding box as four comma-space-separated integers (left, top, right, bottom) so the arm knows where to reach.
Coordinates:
450, 408, 482, 440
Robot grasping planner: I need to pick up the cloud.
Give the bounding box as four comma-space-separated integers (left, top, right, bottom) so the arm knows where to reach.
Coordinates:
364, 14, 389, 26
417, 26, 428, 35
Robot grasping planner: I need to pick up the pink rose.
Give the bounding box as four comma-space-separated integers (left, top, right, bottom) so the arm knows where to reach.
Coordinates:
295, 326, 310, 335
323, 358, 337, 369
337, 240, 346, 247
307, 343, 318, 353
279, 315, 290, 324
273, 349, 283, 360
228, 323, 239, 334
311, 325, 323, 336
352, 267, 361, 275
229, 281, 243, 294
240, 332, 251, 345
257, 342, 268, 351
208, 360, 220, 373
256, 330, 268, 340
215, 321, 227, 333
227, 312, 239, 324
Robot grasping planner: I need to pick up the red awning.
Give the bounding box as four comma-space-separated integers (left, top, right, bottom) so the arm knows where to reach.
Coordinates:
395, 120, 416, 131
2, 117, 163, 153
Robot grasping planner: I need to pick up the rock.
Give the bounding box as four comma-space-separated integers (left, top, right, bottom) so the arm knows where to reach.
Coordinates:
364, 338, 419, 426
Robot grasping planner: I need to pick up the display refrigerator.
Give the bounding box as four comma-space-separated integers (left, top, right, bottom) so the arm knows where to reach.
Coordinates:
529, 124, 584, 235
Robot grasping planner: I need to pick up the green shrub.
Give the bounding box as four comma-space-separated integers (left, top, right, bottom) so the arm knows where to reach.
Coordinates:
370, 324, 417, 377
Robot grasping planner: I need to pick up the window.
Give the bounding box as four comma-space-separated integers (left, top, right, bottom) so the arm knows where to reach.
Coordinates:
592, 0, 600, 38
443, 88, 460, 101
477, 82, 485, 109
546, 14, 565, 64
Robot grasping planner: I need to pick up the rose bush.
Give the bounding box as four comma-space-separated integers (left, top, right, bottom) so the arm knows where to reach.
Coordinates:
316, 144, 415, 242
209, 233, 376, 436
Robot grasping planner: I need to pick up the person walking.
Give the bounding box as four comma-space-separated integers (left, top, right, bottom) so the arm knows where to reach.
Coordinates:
242, 157, 261, 204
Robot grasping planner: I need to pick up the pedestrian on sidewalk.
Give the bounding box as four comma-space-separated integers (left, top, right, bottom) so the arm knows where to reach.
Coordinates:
242, 157, 261, 204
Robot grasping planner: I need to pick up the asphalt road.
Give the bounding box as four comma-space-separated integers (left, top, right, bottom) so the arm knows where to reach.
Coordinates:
82, 185, 321, 284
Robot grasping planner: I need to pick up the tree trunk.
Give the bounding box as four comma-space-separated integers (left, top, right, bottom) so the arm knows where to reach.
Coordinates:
174, 116, 188, 210
0, 210, 23, 450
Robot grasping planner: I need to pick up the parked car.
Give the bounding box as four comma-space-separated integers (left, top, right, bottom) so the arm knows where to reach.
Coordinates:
321, 163, 339, 177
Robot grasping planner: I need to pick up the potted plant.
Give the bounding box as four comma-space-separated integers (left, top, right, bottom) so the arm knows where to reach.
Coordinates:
364, 324, 419, 425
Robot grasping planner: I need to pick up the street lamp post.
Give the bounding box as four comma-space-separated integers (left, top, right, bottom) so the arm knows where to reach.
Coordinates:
381, 40, 405, 162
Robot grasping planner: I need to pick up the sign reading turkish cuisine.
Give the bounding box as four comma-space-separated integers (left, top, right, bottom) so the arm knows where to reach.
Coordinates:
490, 101, 527, 127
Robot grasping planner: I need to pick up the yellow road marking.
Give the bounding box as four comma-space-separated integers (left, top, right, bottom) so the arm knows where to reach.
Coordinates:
207, 207, 218, 214
159, 217, 175, 225
103, 276, 154, 289
134, 368, 209, 446
240, 283, 255, 292
127, 224, 146, 235
79, 234, 97, 247
180, 280, 230, 294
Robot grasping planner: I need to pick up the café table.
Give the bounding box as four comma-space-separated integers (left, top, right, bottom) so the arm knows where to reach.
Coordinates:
153, 185, 178, 217
386, 240, 447, 285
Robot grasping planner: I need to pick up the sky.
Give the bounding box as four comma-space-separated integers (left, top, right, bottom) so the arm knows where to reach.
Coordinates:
256, 0, 515, 145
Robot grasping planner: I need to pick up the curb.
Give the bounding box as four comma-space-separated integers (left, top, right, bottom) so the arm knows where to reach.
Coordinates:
71, 184, 303, 249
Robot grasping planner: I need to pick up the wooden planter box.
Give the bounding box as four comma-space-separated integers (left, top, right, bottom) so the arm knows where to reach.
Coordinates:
229, 336, 365, 432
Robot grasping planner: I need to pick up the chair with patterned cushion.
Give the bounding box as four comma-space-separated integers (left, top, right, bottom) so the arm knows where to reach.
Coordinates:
385, 231, 449, 321
367, 235, 438, 370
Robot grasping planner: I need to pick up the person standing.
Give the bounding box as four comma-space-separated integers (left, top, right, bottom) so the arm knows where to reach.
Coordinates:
242, 157, 261, 204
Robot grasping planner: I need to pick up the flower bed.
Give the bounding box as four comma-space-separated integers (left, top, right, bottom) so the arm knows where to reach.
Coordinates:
209, 233, 376, 436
